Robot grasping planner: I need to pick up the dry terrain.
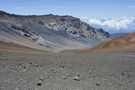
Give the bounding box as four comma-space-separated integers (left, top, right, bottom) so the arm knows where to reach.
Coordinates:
0, 10, 135, 90
0, 42, 135, 90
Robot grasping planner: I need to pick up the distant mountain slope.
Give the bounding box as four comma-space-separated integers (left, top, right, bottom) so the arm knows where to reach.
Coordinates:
70, 32, 135, 53
110, 33, 128, 39
0, 11, 110, 52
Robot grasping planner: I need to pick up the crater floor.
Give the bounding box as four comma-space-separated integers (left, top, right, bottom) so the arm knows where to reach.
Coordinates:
0, 51, 135, 90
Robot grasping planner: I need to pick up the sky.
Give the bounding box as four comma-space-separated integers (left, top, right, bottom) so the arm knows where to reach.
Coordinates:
0, 0, 135, 18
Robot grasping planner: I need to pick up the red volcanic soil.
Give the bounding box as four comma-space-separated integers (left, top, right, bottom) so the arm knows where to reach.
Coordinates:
0, 41, 50, 54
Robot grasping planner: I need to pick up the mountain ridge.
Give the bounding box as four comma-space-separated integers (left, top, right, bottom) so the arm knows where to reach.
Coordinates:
0, 10, 110, 52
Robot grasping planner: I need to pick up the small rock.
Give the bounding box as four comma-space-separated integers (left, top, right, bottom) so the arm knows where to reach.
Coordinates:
59, 65, 65, 69
34, 64, 40, 67
96, 83, 100, 86
39, 76, 44, 81
73, 74, 80, 81
37, 83, 42, 86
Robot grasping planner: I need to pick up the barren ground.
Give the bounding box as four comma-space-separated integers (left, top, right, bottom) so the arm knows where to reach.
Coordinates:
0, 50, 135, 90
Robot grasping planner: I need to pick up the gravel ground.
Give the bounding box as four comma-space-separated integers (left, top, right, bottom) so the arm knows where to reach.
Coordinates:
0, 51, 135, 90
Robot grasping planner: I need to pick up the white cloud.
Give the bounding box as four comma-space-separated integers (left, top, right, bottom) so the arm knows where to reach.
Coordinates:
82, 17, 135, 33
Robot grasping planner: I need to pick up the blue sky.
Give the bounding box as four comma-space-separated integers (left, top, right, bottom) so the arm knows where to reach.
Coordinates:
0, 0, 135, 18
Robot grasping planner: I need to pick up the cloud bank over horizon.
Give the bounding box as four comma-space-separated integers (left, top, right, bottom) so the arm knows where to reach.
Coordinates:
82, 17, 135, 33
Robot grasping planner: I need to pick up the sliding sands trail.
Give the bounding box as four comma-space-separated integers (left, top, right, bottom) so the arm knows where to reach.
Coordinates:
0, 51, 135, 90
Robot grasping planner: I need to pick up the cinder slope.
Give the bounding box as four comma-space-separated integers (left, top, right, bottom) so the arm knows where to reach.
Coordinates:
65, 32, 135, 53
90, 32, 135, 52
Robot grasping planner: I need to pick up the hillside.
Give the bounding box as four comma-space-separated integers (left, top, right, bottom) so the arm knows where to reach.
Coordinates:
0, 11, 110, 52
71, 32, 135, 53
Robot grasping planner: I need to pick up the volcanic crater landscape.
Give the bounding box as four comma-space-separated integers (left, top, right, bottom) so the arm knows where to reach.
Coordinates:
0, 11, 135, 90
